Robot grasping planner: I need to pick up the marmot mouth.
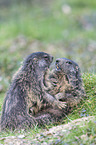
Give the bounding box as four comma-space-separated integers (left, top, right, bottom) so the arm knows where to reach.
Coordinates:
55, 63, 62, 71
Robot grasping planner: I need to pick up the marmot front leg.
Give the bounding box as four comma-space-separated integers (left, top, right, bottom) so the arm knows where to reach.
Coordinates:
43, 92, 66, 110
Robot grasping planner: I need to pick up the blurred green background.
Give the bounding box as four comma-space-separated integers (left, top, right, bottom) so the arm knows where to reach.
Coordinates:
0, 0, 96, 94
0, 1, 96, 142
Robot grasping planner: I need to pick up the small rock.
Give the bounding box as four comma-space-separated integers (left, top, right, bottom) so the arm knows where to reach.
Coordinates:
17, 134, 25, 139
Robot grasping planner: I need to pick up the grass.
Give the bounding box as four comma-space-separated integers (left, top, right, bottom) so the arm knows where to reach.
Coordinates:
0, 0, 96, 44
0, 0, 96, 144
0, 73, 96, 144
61, 119, 96, 144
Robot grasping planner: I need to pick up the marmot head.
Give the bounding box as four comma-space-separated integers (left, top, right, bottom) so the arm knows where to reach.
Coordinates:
22, 52, 53, 73
55, 58, 82, 87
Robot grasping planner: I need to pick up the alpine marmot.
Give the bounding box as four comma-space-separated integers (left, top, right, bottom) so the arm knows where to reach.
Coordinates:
0, 52, 66, 131
33, 58, 86, 126
46, 58, 86, 108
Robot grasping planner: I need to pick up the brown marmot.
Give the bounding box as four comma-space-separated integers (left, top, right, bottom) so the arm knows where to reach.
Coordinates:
34, 58, 86, 126
0, 52, 66, 131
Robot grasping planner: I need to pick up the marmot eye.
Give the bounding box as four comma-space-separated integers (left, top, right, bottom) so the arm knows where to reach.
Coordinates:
56, 60, 60, 63
44, 55, 48, 60
66, 61, 72, 64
